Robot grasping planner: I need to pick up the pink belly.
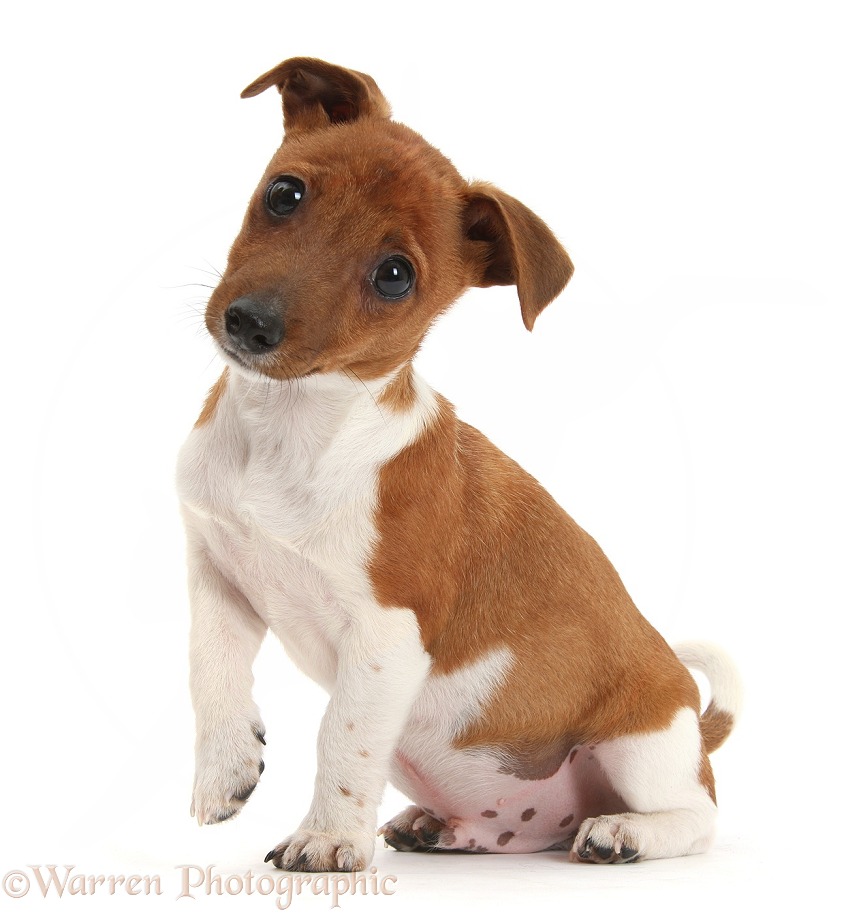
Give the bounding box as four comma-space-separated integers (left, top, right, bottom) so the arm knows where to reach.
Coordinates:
392, 744, 622, 853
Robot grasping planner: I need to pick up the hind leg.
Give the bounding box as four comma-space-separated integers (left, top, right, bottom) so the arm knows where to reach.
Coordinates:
572, 707, 717, 863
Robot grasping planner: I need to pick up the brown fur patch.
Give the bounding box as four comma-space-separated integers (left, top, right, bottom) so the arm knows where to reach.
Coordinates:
496, 738, 573, 781
464, 183, 574, 330
377, 366, 416, 412
698, 748, 717, 803
370, 401, 702, 759
193, 368, 228, 428
700, 704, 734, 753
240, 57, 392, 132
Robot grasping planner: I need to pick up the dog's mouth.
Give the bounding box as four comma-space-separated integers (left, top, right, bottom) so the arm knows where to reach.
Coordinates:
218, 341, 262, 371
217, 340, 321, 382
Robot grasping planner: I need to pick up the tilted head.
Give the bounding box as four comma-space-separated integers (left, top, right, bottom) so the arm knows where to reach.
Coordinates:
205, 57, 574, 382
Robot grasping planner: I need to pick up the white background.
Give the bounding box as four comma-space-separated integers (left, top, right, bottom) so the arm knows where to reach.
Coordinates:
1, 1, 859, 910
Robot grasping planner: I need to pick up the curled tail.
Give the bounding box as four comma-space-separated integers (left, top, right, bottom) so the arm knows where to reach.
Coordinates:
674, 641, 743, 753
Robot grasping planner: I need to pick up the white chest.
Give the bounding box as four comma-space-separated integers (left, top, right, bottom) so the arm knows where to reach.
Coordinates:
176, 369, 437, 684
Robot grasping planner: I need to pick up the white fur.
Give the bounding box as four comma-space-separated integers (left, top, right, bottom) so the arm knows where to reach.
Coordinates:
185, 530, 267, 825
674, 640, 743, 720
177, 366, 439, 862
572, 707, 717, 861
389, 647, 515, 810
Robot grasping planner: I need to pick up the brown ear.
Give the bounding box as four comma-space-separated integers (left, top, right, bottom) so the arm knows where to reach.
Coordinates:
240, 56, 391, 133
462, 182, 574, 330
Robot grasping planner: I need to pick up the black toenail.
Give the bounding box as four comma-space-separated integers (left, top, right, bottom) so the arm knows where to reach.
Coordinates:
286, 852, 308, 871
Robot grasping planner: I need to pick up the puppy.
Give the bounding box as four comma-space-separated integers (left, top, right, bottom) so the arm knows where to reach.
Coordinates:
177, 57, 741, 872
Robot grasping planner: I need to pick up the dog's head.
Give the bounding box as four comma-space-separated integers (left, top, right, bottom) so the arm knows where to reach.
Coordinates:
205, 57, 574, 382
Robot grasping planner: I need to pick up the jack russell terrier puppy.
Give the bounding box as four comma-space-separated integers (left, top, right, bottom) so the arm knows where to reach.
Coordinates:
177, 56, 741, 873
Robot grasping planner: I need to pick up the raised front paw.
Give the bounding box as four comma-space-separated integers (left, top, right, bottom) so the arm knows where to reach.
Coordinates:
190, 721, 266, 825
264, 829, 375, 872
378, 805, 456, 852
571, 814, 642, 863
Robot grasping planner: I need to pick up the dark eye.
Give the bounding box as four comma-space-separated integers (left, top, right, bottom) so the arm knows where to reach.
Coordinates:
372, 257, 415, 300
265, 176, 305, 216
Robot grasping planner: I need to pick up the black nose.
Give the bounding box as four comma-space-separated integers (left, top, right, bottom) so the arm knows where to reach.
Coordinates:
224, 297, 285, 353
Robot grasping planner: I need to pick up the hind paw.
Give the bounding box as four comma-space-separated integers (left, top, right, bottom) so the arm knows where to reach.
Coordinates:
378, 805, 455, 852
571, 815, 641, 863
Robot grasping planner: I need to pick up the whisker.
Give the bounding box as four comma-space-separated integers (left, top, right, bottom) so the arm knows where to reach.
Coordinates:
202, 260, 225, 281
346, 367, 386, 425
261, 374, 274, 415
184, 263, 225, 282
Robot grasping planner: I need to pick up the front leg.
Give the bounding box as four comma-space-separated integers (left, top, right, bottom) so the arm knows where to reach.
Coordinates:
266, 607, 430, 872
186, 537, 267, 825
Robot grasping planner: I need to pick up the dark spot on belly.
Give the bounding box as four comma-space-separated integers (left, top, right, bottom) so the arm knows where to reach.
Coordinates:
481, 810, 498, 818
496, 736, 580, 780
558, 814, 574, 828
359, 749, 369, 758
521, 808, 536, 821
339, 786, 352, 797
497, 831, 515, 847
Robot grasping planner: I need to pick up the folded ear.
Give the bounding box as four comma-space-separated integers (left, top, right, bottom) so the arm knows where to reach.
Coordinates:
240, 56, 391, 133
462, 183, 574, 330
